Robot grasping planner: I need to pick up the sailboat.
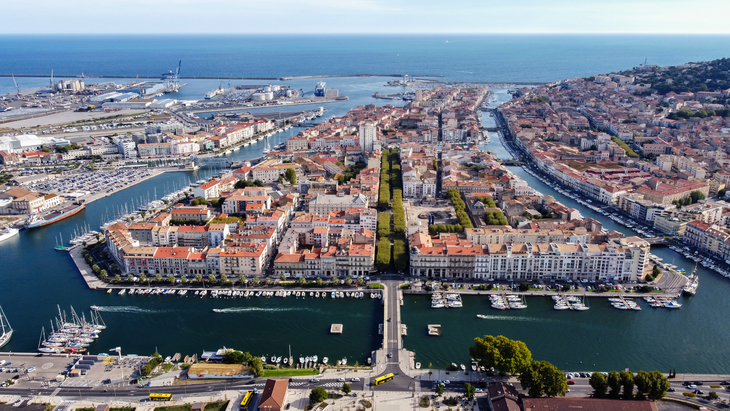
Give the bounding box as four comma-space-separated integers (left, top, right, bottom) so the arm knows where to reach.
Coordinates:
55, 233, 69, 252
0, 307, 13, 349
262, 136, 271, 154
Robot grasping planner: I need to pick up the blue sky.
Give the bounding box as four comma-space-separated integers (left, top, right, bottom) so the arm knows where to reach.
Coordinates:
3, 0, 729, 34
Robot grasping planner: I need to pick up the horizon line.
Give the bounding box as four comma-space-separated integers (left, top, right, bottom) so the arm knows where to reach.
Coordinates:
1, 32, 730, 36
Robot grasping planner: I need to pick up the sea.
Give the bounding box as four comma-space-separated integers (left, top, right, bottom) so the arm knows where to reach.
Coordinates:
0, 35, 730, 372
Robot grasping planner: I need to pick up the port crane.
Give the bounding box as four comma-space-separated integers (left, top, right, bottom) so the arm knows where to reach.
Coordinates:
163, 60, 182, 93
11, 74, 21, 98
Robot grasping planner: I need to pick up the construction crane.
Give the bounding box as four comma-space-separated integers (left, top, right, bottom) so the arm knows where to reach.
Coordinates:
11, 74, 21, 98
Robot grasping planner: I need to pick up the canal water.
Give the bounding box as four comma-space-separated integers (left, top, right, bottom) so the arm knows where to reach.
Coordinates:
1, 79, 727, 373
400, 105, 730, 374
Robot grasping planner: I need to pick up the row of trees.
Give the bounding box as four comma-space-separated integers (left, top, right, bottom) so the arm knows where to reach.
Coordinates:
448, 188, 474, 229
611, 136, 639, 158
377, 212, 391, 271
589, 370, 670, 400
234, 179, 264, 188
468, 334, 672, 400
390, 150, 407, 272
378, 149, 391, 210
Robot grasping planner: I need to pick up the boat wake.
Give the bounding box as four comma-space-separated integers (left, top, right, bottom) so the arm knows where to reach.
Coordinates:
212, 307, 318, 313
93, 306, 167, 314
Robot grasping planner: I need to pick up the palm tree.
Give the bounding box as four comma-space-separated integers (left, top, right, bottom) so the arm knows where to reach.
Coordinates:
167, 275, 175, 284
100, 269, 108, 279
264, 277, 271, 286
239, 274, 246, 285
298, 277, 306, 286
252, 277, 260, 286
344, 277, 353, 286
139, 274, 147, 282
155, 274, 162, 282
316, 277, 324, 286
195, 274, 203, 283
221, 274, 228, 283
114, 275, 121, 282
208, 274, 216, 283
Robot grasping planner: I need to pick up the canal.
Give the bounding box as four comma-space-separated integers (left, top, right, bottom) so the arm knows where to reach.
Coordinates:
399, 107, 730, 374
1, 80, 728, 373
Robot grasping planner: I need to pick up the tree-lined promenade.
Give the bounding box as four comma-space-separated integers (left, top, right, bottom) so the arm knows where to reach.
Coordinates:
377, 149, 407, 272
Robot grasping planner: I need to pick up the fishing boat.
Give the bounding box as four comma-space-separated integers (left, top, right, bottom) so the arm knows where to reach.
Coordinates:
322, 357, 328, 365
415, 362, 421, 369
0, 306, 13, 349
476, 314, 488, 319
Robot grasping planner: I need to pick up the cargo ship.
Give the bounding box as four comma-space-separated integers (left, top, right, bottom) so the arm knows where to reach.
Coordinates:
25, 204, 86, 229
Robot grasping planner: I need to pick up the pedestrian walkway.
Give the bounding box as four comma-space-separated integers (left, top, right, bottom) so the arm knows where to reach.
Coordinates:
69, 245, 106, 290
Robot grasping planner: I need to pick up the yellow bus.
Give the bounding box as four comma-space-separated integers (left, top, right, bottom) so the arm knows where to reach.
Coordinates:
149, 393, 173, 401
240, 391, 253, 409
374, 373, 395, 385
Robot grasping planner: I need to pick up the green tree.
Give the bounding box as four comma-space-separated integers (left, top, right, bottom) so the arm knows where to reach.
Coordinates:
589, 372, 609, 398
195, 274, 203, 282
345, 277, 352, 286
646, 371, 671, 400
208, 274, 216, 283
620, 370, 635, 399
249, 356, 264, 377
190, 196, 209, 206
139, 273, 147, 282
469, 335, 532, 374
253, 277, 260, 286
607, 371, 622, 398
309, 387, 328, 404
285, 168, 297, 185
316, 277, 323, 286
155, 274, 162, 282
99, 269, 108, 278
167, 274, 175, 284
298, 276, 306, 286
221, 273, 228, 283
239, 274, 246, 284
690, 190, 706, 203
92, 264, 100, 274
114, 274, 121, 282
435, 383, 444, 397
342, 382, 351, 394
464, 383, 476, 401
518, 360, 568, 397
634, 371, 650, 399
710, 391, 720, 401
223, 350, 252, 364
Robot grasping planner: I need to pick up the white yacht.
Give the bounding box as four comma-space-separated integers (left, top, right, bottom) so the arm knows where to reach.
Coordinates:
0, 227, 19, 244
0, 306, 13, 349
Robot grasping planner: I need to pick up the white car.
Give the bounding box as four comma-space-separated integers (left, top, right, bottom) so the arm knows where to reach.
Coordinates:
351, 378, 360, 382
338, 378, 345, 382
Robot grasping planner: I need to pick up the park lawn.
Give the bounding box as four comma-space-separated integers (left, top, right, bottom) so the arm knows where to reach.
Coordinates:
204, 401, 229, 411
262, 368, 319, 378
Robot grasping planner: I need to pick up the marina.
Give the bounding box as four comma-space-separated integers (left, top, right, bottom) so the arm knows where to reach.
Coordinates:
0, 80, 729, 375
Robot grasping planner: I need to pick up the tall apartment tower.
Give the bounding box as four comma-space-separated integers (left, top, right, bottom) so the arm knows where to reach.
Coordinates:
359, 123, 376, 152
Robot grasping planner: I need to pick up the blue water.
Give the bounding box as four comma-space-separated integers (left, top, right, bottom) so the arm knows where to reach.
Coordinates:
1, 34, 729, 86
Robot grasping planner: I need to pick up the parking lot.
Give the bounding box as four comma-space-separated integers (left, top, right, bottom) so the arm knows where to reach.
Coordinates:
0, 354, 150, 390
